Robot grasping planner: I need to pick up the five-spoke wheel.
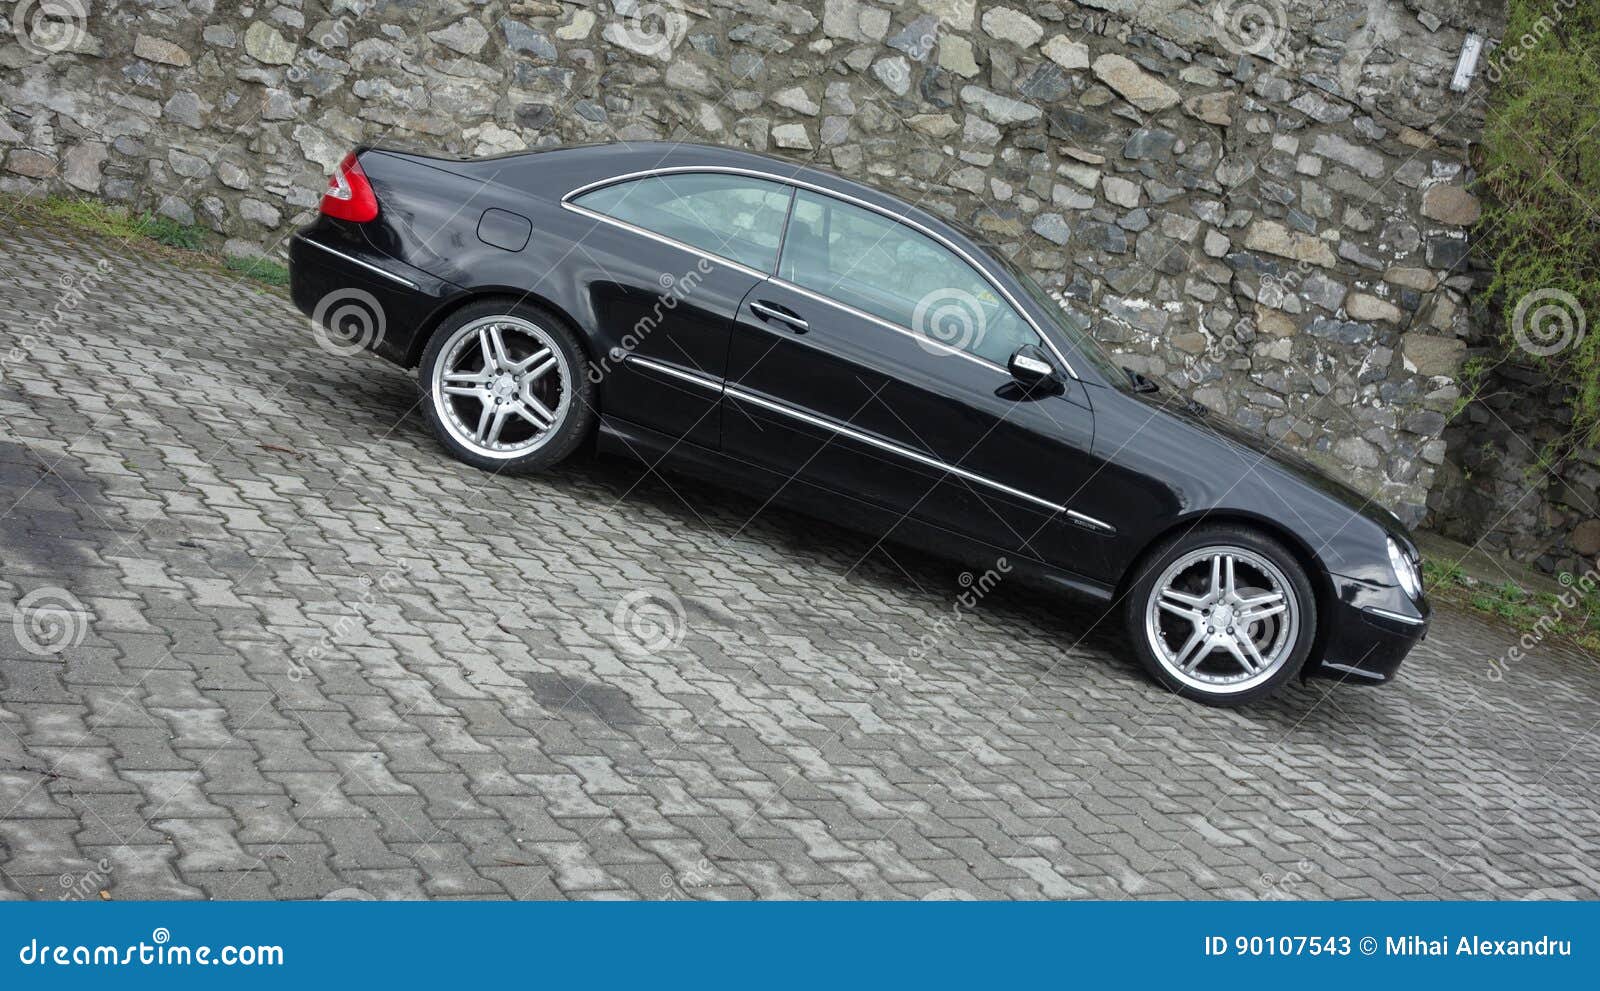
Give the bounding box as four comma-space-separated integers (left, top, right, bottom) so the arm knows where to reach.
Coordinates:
420, 301, 594, 473
1126, 526, 1315, 705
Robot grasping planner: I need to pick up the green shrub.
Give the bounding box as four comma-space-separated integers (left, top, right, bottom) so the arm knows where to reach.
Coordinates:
1477, 0, 1600, 458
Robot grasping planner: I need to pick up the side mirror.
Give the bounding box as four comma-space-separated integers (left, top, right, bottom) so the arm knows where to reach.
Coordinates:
1008, 344, 1058, 389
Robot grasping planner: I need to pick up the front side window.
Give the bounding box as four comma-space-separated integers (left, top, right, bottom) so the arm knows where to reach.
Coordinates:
777, 189, 1039, 365
573, 172, 793, 272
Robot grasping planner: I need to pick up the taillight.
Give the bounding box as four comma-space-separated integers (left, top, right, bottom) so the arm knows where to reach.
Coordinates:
320, 151, 378, 222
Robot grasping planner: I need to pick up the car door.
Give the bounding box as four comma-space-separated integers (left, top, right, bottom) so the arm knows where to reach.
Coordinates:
563, 171, 793, 449
721, 187, 1104, 569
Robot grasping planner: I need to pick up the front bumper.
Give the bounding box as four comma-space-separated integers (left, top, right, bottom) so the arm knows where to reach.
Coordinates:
1304, 573, 1428, 685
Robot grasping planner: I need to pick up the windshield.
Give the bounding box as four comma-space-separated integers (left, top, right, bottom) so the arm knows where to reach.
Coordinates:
979, 243, 1133, 388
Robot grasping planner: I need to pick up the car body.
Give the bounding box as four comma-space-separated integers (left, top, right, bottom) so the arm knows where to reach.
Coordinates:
290, 140, 1429, 705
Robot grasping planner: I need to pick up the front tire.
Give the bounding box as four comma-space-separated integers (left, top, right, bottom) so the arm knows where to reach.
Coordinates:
1124, 525, 1316, 706
418, 300, 595, 474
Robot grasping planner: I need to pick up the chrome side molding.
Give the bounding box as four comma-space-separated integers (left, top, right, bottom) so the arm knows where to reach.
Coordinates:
620, 355, 1116, 533
295, 235, 420, 290
622, 354, 724, 393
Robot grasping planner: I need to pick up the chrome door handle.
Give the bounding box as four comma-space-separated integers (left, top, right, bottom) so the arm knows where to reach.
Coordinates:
750, 300, 808, 332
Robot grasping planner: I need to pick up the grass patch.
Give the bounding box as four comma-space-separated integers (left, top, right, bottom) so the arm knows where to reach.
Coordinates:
31, 194, 288, 292
224, 254, 290, 287
36, 197, 146, 240
143, 213, 209, 250
1423, 559, 1600, 655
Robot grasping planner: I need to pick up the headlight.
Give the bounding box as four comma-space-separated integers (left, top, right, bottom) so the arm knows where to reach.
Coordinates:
1387, 538, 1421, 599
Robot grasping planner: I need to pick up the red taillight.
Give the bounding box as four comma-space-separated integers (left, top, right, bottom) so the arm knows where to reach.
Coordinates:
320, 151, 378, 222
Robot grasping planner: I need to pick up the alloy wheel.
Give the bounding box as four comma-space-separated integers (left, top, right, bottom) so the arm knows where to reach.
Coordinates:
1142, 544, 1301, 696
430, 315, 572, 460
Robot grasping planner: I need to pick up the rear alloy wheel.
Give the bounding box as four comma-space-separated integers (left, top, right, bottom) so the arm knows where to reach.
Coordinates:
1125, 527, 1315, 705
420, 302, 594, 474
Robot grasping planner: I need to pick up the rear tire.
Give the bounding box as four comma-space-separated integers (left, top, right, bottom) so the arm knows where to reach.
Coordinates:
418, 300, 595, 475
1123, 525, 1316, 706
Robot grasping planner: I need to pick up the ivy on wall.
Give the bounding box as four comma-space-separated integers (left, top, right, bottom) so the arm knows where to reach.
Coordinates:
1476, 0, 1600, 457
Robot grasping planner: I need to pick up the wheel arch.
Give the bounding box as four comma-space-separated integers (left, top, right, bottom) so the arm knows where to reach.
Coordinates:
405, 287, 598, 371
1116, 509, 1334, 670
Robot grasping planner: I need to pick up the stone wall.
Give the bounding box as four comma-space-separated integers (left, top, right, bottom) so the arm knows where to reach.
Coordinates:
0, 0, 1506, 525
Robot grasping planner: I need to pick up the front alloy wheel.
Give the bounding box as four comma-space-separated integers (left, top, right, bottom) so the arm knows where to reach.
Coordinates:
1126, 526, 1316, 705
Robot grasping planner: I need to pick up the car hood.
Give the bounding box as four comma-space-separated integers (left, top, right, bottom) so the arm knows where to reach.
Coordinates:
1132, 386, 1416, 553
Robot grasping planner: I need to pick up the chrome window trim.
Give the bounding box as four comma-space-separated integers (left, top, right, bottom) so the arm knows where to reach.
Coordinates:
768, 276, 1007, 375
564, 165, 1080, 380
622, 354, 724, 393
1362, 605, 1427, 626
295, 235, 419, 290
561, 201, 771, 280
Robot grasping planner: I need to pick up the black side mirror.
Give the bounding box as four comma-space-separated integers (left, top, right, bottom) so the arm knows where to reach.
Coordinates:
1008, 344, 1058, 389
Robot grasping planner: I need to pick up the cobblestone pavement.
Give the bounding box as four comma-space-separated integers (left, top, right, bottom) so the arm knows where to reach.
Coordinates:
1, 218, 1598, 901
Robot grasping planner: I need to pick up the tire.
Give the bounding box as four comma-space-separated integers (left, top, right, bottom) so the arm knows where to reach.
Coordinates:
1123, 524, 1316, 706
418, 299, 595, 475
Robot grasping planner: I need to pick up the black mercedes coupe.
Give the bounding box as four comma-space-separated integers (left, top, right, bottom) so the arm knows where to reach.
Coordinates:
289, 141, 1429, 705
